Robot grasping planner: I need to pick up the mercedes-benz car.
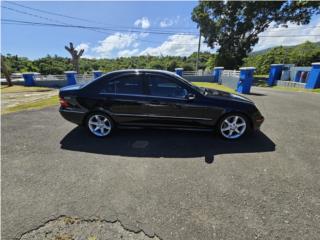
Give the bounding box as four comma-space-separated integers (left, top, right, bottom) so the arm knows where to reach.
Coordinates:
59, 69, 264, 140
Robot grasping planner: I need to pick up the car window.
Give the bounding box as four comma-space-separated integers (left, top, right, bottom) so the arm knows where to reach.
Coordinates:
101, 75, 143, 95
147, 75, 188, 99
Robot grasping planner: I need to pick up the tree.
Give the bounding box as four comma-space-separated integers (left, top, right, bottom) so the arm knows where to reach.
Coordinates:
192, 1, 320, 69
65, 42, 84, 73
1, 56, 13, 86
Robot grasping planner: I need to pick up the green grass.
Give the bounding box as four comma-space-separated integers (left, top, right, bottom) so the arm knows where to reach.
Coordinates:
1, 85, 53, 93
191, 82, 235, 93
2, 95, 59, 115
254, 74, 269, 78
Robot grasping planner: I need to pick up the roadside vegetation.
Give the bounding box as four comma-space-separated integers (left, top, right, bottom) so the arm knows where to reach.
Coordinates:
1, 86, 58, 114
1, 42, 319, 77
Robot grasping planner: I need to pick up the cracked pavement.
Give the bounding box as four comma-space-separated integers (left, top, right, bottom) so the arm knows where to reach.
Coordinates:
2, 87, 320, 240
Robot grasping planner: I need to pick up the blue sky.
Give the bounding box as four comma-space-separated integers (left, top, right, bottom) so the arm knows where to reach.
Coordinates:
1, 1, 320, 60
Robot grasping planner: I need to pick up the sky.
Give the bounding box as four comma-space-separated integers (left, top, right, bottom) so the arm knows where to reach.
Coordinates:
1, 1, 320, 60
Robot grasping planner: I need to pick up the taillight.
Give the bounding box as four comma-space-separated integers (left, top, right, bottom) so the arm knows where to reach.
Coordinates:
59, 97, 70, 108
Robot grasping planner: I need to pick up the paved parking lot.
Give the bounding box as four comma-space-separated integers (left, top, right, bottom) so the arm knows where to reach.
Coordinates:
2, 87, 320, 240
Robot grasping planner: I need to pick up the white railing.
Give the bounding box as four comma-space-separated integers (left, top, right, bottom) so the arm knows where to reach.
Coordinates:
35, 74, 66, 81
222, 70, 240, 77
277, 80, 306, 88
183, 70, 211, 76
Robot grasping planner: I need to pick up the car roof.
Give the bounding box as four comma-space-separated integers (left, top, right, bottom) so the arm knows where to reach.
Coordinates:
107, 69, 177, 76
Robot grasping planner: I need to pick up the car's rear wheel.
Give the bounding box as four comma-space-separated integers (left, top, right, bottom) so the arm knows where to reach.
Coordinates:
219, 113, 248, 140
86, 112, 113, 137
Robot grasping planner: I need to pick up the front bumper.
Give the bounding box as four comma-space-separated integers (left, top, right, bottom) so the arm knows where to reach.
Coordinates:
59, 107, 87, 125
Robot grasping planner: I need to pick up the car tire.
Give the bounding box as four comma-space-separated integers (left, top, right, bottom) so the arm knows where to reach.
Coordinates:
218, 113, 249, 140
86, 112, 114, 138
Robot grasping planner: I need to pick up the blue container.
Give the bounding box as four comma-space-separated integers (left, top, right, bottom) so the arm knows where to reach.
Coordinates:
93, 70, 103, 79
64, 71, 77, 85
212, 67, 224, 83
175, 68, 184, 77
305, 63, 320, 89
237, 67, 255, 94
294, 71, 302, 82
267, 64, 284, 86
22, 73, 36, 86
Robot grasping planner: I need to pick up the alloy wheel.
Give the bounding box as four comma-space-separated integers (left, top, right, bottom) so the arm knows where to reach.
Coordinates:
220, 115, 247, 139
87, 114, 112, 137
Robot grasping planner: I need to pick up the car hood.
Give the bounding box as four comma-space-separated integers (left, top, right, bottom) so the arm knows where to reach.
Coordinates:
203, 88, 253, 104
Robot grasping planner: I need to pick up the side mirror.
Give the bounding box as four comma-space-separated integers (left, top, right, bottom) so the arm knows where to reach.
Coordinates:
186, 93, 196, 101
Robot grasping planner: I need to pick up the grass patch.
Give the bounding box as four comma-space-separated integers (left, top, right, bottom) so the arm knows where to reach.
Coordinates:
254, 74, 269, 78
1, 85, 53, 93
2, 95, 59, 114
192, 82, 235, 93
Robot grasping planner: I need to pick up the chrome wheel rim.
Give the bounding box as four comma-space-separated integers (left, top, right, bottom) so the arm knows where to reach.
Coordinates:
88, 114, 111, 137
220, 115, 246, 139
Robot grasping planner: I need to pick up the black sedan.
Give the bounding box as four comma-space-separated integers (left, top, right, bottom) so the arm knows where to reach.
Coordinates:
59, 69, 264, 140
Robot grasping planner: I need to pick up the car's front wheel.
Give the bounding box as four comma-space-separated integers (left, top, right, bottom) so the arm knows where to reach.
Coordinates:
86, 112, 113, 137
218, 113, 248, 140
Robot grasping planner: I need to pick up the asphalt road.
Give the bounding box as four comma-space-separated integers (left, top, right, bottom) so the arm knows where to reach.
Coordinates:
2, 87, 320, 240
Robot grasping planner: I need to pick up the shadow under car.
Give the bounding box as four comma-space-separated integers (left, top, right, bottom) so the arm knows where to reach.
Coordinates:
60, 127, 275, 164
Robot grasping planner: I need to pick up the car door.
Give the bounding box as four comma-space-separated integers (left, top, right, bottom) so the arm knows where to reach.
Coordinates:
144, 73, 212, 128
99, 73, 150, 126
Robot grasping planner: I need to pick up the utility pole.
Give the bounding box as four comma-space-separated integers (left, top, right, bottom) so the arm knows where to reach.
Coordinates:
195, 29, 201, 72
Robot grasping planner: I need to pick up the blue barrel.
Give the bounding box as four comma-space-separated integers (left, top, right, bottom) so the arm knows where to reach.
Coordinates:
64, 71, 77, 85
305, 63, 320, 89
267, 64, 284, 86
212, 67, 224, 83
93, 70, 103, 79
175, 68, 184, 77
237, 67, 255, 94
22, 73, 36, 86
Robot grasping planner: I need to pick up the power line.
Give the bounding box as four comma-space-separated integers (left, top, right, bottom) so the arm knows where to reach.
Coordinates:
8, 1, 318, 34
3, 19, 320, 38
4, 1, 199, 33
1, 18, 200, 36
2, 19, 209, 46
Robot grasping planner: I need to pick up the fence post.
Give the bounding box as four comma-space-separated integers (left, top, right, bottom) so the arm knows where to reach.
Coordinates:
22, 72, 36, 86
305, 62, 320, 89
92, 70, 103, 79
64, 71, 77, 85
237, 67, 255, 94
212, 67, 224, 83
267, 64, 284, 86
175, 68, 184, 76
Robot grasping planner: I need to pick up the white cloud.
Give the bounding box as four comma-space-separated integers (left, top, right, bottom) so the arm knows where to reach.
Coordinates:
140, 34, 213, 57
92, 33, 139, 58
159, 16, 180, 28
118, 49, 140, 57
134, 17, 150, 29
160, 19, 174, 28
254, 22, 320, 51
75, 43, 90, 52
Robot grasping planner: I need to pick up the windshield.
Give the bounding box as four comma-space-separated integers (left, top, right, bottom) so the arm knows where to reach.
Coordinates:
173, 74, 207, 95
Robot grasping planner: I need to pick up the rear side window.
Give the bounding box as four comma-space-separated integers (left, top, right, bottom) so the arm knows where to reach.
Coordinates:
101, 75, 143, 95
146, 75, 188, 99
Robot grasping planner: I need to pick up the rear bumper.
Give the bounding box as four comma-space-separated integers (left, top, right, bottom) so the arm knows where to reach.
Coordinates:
59, 108, 87, 125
